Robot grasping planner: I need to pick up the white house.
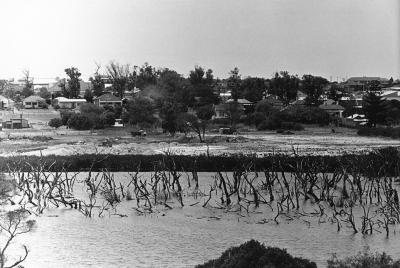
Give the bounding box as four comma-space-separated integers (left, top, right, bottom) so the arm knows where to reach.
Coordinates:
23, 95, 46, 109
54, 97, 87, 109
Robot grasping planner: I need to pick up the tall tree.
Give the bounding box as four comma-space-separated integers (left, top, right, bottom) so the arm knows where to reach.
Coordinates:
188, 66, 218, 106
301, 74, 329, 106
89, 63, 105, 97
21, 69, 34, 98
136, 62, 158, 89
64, 67, 81, 98
363, 91, 387, 127
106, 62, 135, 98
240, 77, 266, 103
269, 71, 300, 104
227, 67, 241, 101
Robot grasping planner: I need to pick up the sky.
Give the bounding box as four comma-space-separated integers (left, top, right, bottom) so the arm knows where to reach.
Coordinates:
0, 0, 398, 81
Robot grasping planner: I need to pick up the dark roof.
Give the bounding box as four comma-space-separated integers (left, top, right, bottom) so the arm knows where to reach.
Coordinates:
96, 94, 121, 102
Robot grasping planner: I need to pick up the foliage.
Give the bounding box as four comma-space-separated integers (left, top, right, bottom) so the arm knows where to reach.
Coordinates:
157, 68, 192, 106
279, 105, 330, 125
159, 101, 187, 134
37, 87, 51, 100
227, 67, 241, 101
67, 114, 93, 130
196, 240, 316, 268
123, 96, 157, 127
327, 252, 400, 268
48, 118, 63, 129
363, 91, 387, 127
301, 74, 329, 106
84, 88, 94, 103
63, 67, 82, 98
255, 99, 280, 116
268, 71, 300, 104
100, 111, 116, 127
327, 83, 343, 102
89, 65, 105, 96
189, 66, 218, 106
136, 62, 158, 89
106, 62, 136, 97
225, 101, 244, 127
240, 77, 266, 103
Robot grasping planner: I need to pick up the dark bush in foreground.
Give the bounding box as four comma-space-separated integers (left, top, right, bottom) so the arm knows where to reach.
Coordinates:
48, 118, 62, 129
327, 252, 400, 268
196, 240, 316, 268
357, 127, 400, 139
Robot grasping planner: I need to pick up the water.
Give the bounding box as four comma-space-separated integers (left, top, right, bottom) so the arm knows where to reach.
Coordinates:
8, 173, 400, 267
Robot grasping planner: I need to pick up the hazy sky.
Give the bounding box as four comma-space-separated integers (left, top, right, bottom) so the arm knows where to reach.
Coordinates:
0, 0, 398, 81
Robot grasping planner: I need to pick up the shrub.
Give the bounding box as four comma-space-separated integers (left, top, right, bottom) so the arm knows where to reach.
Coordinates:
279, 106, 330, 125
48, 118, 63, 129
60, 111, 74, 125
327, 252, 400, 268
196, 240, 316, 268
67, 114, 93, 130
101, 111, 116, 127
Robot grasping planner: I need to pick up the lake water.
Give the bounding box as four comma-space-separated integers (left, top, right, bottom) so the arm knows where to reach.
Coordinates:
7, 172, 400, 268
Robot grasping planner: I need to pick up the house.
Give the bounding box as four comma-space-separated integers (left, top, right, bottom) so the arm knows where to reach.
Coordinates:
2, 117, 29, 129
54, 97, 87, 109
226, 98, 254, 113
0, 95, 14, 109
94, 93, 122, 108
23, 95, 46, 109
345, 77, 389, 91
319, 100, 345, 118
263, 96, 285, 110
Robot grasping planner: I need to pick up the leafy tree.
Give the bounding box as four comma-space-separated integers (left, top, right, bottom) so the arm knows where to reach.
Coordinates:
160, 101, 187, 134
301, 74, 329, 106
89, 65, 105, 97
157, 69, 192, 106
268, 71, 300, 104
136, 62, 158, 89
363, 91, 387, 127
123, 96, 157, 127
106, 62, 136, 98
385, 100, 400, 126
227, 67, 241, 101
100, 111, 116, 127
188, 66, 218, 106
240, 77, 266, 103
225, 101, 243, 127
84, 88, 94, 103
38, 87, 51, 100
327, 83, 343, 102
64, 67, 81, 98
21, 69, 34, 98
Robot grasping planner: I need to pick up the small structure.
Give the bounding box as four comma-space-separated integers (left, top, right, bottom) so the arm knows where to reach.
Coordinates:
2, 116, 29, 129
319, 101, 345, 118
94, 93, 122, 108
0, 95, 15, 109
54, 97, 87, 109
23, 95, 46, 109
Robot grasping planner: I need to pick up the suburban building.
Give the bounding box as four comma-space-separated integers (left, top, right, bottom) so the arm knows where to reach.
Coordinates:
2, 117, 29, 129
345, 77, 389, 91
319, 100, 345, 118
0, 95, 15, 109
54, 97, 87, 109
94, 93, 122, 108
23, 95, 46, 109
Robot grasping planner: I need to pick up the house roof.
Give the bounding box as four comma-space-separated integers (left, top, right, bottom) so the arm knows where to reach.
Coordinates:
347, 77, 388, 82
226, 98, 253, 104
0, 95, 14, 104
55, 97, 87, 103
23, 95, 45, 102
95, 93, 121, 102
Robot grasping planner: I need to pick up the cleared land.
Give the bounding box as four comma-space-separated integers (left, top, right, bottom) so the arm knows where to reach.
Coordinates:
0, 123, 399, 157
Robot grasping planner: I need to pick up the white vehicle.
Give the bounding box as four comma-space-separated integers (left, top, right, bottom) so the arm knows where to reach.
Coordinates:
113, 119, 124, 127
